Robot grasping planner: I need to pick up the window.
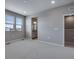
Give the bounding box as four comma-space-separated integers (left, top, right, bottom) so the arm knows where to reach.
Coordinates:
5, 15, 15, 31
5, 14, 23, 32
16, 17, 23, 31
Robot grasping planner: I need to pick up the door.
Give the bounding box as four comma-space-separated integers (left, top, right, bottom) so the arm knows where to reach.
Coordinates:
64, 15, 74, 47
32, 17, 38, 39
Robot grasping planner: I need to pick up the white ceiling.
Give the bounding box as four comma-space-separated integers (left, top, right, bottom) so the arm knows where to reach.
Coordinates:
5, 0, 74, 16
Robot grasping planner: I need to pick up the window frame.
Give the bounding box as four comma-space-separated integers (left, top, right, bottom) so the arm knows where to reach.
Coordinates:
15, 16, 23, 31
5, 14, 15, 31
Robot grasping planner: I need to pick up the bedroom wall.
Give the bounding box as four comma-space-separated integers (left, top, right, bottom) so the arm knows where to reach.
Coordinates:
26, 3, 74, 46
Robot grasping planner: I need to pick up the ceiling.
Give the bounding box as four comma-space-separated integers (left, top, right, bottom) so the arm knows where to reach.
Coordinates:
5, 0, 74, 16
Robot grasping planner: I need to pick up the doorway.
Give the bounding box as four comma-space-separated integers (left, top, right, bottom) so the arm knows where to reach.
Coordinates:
31, 17, 38, 39
64, 15, 74, 47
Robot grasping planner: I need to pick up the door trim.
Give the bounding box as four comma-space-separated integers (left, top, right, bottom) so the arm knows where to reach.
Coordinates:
63, 14, 74, 46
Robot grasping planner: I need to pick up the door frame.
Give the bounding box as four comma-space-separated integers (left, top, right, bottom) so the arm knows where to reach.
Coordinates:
63, 13, 74, 47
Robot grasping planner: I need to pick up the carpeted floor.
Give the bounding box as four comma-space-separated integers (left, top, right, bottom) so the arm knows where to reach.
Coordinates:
5, 40, 74, 59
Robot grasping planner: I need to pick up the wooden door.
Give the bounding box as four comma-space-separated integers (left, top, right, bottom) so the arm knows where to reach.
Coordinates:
64, 15, 74, 47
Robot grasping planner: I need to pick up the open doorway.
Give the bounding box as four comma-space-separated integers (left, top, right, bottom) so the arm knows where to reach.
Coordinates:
64, 15, 74, 47
31, 17, 38, 39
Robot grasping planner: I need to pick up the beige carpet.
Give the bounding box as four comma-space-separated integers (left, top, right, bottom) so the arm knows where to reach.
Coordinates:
5, 40, 74, 59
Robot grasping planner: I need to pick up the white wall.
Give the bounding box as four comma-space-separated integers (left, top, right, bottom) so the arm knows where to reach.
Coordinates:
5, 31, 24, 42
5, 10, 26, 42
26, 3, 74, 46
26, 16, 32, 39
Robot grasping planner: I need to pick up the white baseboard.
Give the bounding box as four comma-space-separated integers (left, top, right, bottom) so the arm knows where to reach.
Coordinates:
40, 40, 64, 47
5, 39, 64, 47
5, 38, 26, 43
